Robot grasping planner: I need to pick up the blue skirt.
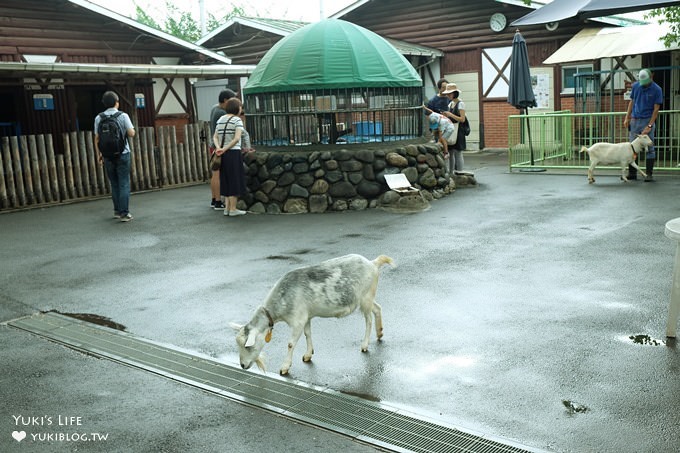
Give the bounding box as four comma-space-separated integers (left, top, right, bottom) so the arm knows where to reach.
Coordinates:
219, 149, 246, 197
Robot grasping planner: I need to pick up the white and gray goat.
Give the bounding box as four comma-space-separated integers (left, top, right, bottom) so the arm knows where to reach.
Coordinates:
230, 254, 394, 375
580, 134, 653, 183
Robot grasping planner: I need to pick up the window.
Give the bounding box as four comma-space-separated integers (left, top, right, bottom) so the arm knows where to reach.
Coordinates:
562, 64, 594, 94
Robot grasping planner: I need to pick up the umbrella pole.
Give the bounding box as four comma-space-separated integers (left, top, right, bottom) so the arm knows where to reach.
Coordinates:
526, 108, 534, 165
519, 107, 545, 172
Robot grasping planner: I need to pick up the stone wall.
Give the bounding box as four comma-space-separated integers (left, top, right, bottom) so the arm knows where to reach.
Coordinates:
239, 141, 472, 214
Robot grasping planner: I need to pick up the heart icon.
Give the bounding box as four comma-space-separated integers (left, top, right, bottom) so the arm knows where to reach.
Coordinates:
12, 431, 26, 442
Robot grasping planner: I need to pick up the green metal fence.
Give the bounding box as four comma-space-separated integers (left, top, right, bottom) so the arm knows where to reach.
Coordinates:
509, 110, 680, 173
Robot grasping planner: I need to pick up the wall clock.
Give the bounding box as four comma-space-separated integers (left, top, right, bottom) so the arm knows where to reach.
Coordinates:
489, 13, 507, 33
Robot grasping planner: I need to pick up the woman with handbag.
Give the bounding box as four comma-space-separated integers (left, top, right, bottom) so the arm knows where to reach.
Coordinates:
213, 98, 247, 216
442, 83, 467, 173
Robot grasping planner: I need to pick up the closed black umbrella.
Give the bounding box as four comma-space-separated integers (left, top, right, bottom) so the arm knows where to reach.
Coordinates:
508, 30, 539, 167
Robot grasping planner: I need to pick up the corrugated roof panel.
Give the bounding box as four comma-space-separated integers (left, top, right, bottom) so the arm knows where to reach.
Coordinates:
543, 23, 677, 64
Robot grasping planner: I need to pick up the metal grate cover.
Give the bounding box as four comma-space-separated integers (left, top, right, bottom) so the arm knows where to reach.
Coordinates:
8, 312, 543, 453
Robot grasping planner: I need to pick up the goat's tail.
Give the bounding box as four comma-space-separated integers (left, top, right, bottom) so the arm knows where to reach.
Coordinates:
373, 255, 395, 268
580, 146, 589, 154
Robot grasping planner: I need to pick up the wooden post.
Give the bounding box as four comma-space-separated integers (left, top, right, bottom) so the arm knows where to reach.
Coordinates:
70, 132, 83, 198
147, 128, 158, 188
0, 141, 7, 209
38, 135, 53, 203
84, 132, 98, 195
20, 136, 35, 205
78, 131, 92, 197
56, 152, 67, 202
128, 134, 139, 192
28, 135, 44, 204
2, 138, 16, 207
169, 127, 179, 185
91, 132, 107, 195
178, 142, 186, 184
45, 135, 59, 203
201, 122, 211, 180
62, 133, 75, 200
139, 128, 151, 190
10, 136, 26, 207
158, 127, 167, 187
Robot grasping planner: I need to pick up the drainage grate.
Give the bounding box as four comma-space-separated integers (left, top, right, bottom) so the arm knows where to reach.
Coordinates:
8, 312, 542, 453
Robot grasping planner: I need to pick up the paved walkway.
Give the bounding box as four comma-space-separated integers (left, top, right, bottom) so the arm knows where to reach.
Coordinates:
2, 150, 679, 452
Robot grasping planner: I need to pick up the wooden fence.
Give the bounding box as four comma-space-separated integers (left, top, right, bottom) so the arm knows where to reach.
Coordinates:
0, 123, 211, 211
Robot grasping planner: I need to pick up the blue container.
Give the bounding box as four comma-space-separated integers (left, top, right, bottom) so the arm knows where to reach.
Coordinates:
353, 121, 382, 136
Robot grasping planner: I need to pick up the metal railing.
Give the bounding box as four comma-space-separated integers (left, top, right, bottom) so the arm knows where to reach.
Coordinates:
509, 110, 680, 172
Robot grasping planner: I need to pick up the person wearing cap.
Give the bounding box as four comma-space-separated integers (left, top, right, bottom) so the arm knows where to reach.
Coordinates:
442, 83, 466, 173
623, 69, 663, 181
425, 78, 449, 142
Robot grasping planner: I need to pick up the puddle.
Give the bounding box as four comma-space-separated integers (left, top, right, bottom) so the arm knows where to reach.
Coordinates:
562, 400, 589, 415
340, 390, 381, 402
342, 233, 362, 238
47, 311, 127, 331
291, 249, 313, 255
628, 334, 665, 346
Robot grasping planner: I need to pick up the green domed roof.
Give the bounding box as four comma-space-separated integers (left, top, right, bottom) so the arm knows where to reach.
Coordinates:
243, 19, 421, 94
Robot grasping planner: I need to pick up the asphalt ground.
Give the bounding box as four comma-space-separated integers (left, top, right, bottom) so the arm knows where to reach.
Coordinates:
1, 150, 679, 453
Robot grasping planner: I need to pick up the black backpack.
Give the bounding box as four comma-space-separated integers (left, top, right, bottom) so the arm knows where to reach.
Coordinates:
97, 111, 126, 160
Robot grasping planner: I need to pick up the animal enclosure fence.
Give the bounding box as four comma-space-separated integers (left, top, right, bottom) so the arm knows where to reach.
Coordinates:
0, 123, 212, 211
508, 110, 680, 173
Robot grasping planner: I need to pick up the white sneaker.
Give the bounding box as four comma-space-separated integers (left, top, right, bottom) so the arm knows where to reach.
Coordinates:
227, 209, 246, 216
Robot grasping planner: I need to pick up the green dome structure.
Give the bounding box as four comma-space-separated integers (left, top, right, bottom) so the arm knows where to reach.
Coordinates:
242, 19, 423, 146
243, 19, 421, 94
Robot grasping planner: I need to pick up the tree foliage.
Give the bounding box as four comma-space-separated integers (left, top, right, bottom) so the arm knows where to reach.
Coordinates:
647, 7, 680, 48
135, 1, 245, 42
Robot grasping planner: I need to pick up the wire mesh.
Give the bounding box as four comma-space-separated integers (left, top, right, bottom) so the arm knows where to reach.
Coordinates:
243, 87, 423, 147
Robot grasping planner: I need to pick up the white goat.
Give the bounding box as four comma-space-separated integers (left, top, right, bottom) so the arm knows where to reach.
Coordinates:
581, 134, 653, 184
230, 254, 394, 375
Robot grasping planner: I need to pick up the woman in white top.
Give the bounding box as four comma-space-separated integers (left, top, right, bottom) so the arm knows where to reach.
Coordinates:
213, 98, 247, 216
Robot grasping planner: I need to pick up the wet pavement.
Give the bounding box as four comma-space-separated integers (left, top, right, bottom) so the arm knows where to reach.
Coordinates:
1, 150, 680, 452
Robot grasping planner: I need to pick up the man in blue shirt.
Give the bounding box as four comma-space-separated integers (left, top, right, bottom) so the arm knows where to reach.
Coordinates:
624, 69, 663, 181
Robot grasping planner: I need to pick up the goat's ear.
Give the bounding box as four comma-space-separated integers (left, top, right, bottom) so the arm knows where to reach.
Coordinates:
245, 329, 258, 348
229, 322, 243, 332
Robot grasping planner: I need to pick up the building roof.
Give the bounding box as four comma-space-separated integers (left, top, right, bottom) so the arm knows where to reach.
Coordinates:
198, 15, 442, 60
508, 0, 668, 27
243, 19, 421, 94
197, 17, 308, 46
0, 61, 254, 79
70, 0, 231, 64
543, 23, 677, 64
497, 0, 648, 27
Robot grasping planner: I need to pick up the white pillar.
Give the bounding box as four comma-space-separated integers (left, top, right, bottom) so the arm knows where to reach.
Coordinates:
664, 218, 680, 337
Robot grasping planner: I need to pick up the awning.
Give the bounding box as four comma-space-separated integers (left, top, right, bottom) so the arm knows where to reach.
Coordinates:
543, 23, 678, 64
0, 62, 255, 79
511, 0, 680, 26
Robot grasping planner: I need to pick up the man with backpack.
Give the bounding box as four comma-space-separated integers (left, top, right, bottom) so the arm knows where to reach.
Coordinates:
95, 91, 135, 222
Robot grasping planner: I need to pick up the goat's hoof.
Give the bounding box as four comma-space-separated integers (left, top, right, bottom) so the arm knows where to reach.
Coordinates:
361, 347, 368, 353
279, 369, 289, 376
302, 355, 312, 363
588, 179, 594, 184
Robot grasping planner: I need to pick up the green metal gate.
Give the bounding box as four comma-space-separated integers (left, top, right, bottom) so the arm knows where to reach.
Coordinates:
509, 110, 680, 173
